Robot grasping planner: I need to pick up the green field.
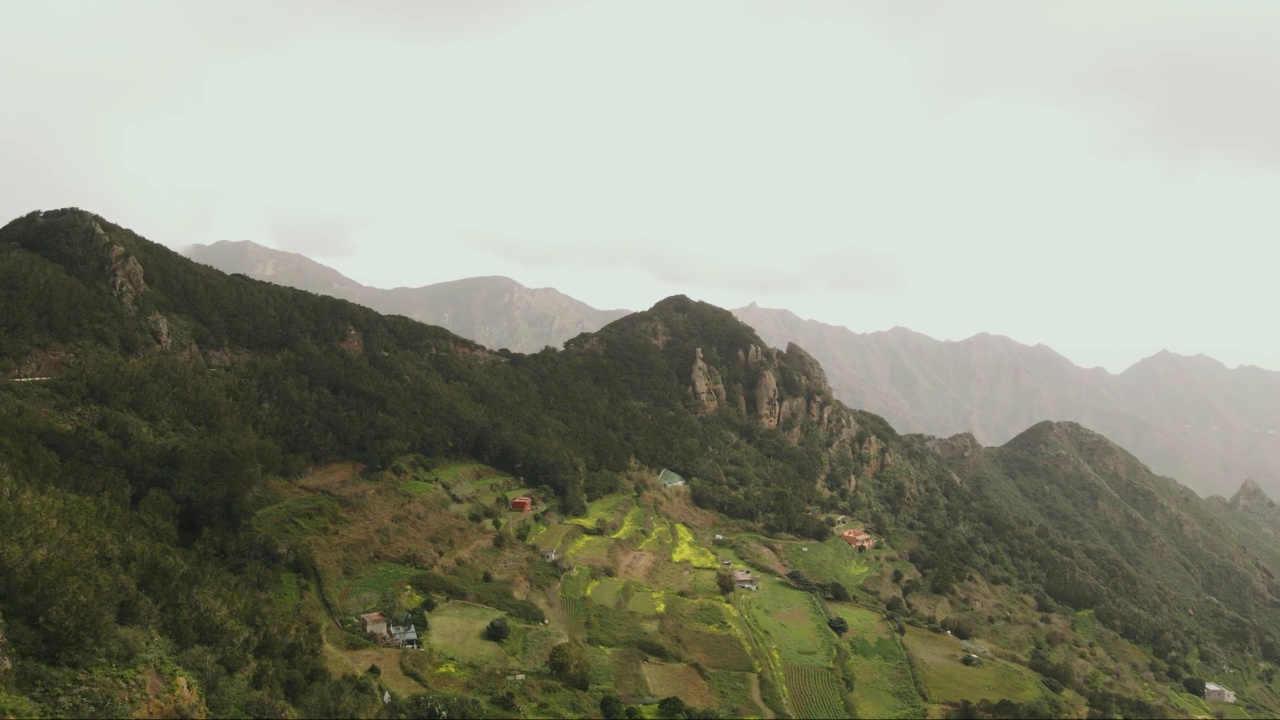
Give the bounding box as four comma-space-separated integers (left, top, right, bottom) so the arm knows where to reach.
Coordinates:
566, 534, 614, 563
428, 601, 508, 666
565, 495, 632, 528
741, 577, 835, 667
833, 604, 923, 719
784, 664, 847, 719
341, 562, 419, 612
612, 506, 646, 539
902, 625, 1048, 705
587, 577, 627, 608
778, 539, 871, 587
533, 523, 580, 553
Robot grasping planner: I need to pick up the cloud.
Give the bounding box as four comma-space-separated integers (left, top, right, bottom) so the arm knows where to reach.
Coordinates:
265, 209, 368, 258
465, 231, 902, 296
179, 0, 585, 51
845, 1, 1280, 172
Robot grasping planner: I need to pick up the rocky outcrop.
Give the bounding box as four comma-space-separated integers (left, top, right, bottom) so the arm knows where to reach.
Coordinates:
755, 369, 780, 428
92, 220, 146, 309
784, 342, 826, 388
690, 348, 726, 413
923, 432, 985, 479
148, 313, 172, 351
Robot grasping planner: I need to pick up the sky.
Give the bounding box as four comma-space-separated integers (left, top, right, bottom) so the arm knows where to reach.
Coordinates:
2, 0, 1278, 373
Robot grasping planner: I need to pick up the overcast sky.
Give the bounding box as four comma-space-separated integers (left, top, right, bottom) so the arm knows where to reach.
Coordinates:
3, 1, 1278, 373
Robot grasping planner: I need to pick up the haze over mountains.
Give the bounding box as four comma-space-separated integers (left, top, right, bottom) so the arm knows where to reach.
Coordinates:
186, 240, 629, 355
187, 240, 1280, 500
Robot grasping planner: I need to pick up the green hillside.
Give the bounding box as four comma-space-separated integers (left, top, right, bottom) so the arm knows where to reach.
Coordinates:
2, 209, 1280, 718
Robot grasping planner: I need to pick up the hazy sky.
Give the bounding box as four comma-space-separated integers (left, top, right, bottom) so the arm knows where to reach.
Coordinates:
3, 1, 1278, 373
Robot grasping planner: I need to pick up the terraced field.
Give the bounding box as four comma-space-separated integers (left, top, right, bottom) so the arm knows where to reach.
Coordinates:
833, 605, 923, 719
783, 664, 847, 719
740, 578, 834, 667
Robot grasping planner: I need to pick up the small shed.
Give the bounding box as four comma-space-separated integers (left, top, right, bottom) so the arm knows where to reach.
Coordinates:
389, 623, 420, 649
732, 569, 759, 591
360, 612, 388, 637
511, 496, 532, 511
1204, 682, 1236, 704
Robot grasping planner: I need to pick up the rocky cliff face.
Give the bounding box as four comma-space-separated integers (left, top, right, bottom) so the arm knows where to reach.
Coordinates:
734, 302, 1280, 500
690, 347, 726, 413
93, 219, 146, 309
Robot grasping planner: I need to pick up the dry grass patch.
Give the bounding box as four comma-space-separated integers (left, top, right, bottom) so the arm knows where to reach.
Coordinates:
642, 664, 717, 708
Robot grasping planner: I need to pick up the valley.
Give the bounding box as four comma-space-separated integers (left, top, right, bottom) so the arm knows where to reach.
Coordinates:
2, 209, 1279, 718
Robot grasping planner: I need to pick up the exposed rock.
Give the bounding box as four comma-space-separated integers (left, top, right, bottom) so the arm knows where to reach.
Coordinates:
206, 347, 242, 367
339, 326, 364, 354
690, 348, 726, 413
779, 396, 806, 425
148, 313, 172, 351
784, 342, 827, 388
92, 220, 146, 309
755, 369, 780, 428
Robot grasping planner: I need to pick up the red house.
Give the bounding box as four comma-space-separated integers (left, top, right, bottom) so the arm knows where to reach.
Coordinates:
510, 497, 532, 512
839, 527, 876, 550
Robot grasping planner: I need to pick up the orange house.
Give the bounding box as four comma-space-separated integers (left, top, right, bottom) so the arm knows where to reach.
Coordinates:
510, 497, 532, 512
839, 527, 875, 550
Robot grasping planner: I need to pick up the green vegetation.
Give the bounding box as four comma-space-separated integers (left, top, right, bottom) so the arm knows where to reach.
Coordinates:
2, 209, 1280, 717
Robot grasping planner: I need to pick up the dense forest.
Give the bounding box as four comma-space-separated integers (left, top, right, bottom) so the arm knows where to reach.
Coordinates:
2, 209, 1279, 718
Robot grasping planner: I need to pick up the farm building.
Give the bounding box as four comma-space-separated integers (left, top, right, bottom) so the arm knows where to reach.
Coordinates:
838, 527, 876, 550
359, 611, 388, 636
732, 569, 759, 591
658, 469, 685, 487
510, 496, 532, 511
389, 623, 420, 649
1204, 682, 1236, 704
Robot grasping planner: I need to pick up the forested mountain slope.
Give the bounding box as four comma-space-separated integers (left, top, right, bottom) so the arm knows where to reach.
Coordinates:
2, 209, 1279, 718
185, 240, 628, 354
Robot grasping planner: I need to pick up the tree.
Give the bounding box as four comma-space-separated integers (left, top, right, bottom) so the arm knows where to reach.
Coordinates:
826, 581, 850, 602
1182, 677, 1206, 697
716, 571, 735, 595
828, 616, 849, 636
658, 696, 686, 718
600, 694, 625, 719
485, 616, 510, 642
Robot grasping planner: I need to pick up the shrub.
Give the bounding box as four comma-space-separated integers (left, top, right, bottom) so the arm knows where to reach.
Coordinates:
485, 616, 510, 642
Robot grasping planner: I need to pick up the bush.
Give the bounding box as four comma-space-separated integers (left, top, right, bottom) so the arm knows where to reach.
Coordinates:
1182, 677, 1205, 697
828, 616, 849, 635
658, 696, 686, 718
485, 616, 510, 642
600, 694, 624, 719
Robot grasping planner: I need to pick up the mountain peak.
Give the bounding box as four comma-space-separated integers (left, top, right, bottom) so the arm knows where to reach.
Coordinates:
1229, 477, 1275, 510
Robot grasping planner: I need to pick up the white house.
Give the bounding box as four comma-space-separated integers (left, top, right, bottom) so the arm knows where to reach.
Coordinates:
1204, 682, 1236, 704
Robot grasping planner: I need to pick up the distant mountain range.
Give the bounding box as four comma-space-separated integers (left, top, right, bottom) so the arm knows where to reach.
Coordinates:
187, 240, 1280, 499
734, 304, 1280, 501
185, 240, 628, 354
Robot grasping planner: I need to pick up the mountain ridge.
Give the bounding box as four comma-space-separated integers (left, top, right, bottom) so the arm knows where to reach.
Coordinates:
185, 239, 629, 354
4, 208, 1280, 717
